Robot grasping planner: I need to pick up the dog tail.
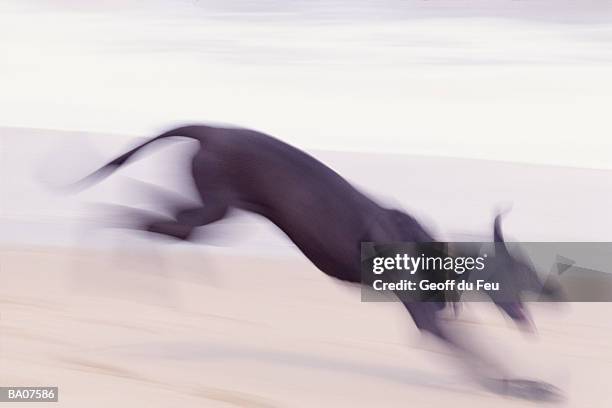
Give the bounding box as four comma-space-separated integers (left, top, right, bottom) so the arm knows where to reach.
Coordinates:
69, 125, 204, 192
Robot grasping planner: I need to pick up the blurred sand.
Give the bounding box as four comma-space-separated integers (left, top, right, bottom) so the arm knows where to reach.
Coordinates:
1, 244, 611, 407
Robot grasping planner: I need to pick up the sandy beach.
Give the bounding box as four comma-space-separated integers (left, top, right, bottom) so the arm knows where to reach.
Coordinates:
1, 243, 611, 407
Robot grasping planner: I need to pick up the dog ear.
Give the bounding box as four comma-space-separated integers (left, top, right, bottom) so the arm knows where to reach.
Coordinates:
493, 212, 513, 260
493, 212, 505, 243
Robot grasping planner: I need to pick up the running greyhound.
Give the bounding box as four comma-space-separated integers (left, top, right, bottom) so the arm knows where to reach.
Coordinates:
76, 124, 561, 400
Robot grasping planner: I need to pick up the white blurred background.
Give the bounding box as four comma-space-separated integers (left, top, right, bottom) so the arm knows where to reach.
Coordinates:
1, 0, 611, 166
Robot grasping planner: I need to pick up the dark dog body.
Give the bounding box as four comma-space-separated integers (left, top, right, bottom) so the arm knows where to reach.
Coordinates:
86, 125, 433, 283
79, 124, 561, 400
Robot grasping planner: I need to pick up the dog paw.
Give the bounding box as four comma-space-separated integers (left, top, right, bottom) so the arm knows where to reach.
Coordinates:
484, 378, 564, 402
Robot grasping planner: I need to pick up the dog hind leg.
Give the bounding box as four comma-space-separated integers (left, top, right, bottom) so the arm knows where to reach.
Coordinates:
145, 198, 230, 241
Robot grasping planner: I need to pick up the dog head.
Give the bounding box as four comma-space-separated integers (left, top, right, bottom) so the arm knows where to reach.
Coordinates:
483, 213, 563, 330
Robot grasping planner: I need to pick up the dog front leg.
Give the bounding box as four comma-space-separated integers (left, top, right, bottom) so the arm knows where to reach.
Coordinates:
402, 301, 562, 401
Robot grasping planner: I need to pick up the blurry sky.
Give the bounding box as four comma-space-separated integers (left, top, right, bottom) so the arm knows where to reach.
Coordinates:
1, 0, 611, 168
